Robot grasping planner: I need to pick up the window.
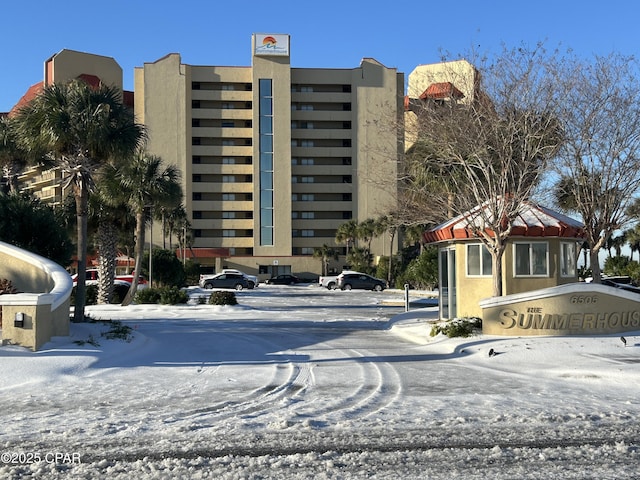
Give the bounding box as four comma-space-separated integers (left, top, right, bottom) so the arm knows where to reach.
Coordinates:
259, 78, 274, 246
560, 242, 577, 277
222, 121, 234, 128
466, 244, 492, 276
514, 242, 548, 276
301, 212, 314, 219
301, 247, 314, 255
300, 104, 314, 111
222, 140, 234, 146
301, 140, 314, 147
222, 193, 236, 201
222, 157, 235, 164
222, 175, 236, 183
301, 230, 314, 237
222, 212, 236, 219
221, 84, 234, 91
223, 230, 236, 237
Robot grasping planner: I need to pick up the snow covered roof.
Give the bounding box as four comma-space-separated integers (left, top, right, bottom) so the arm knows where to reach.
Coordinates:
424, 200, 585, 243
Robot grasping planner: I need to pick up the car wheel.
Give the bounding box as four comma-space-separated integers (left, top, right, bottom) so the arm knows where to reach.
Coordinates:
235, 284, 244, 291
373, 284, 383, 292
327, 282, 336, 290
343, 284, 352, 291
204, 283, 213, 290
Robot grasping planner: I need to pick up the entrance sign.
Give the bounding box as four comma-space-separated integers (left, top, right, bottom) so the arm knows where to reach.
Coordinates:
480, 283, 640, 336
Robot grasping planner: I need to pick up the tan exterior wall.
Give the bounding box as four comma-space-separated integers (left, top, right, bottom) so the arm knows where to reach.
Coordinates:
135, 35, 403, 278
0, 241, 71, 351
46, 49, 123, 90
405, 59, 477, 150
445, 237, 582, 320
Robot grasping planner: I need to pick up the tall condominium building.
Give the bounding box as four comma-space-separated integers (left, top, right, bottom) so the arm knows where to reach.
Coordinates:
135, 34, 404, 278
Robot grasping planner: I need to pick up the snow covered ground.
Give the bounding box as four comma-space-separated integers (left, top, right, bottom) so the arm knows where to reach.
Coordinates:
1, 284, 639, 479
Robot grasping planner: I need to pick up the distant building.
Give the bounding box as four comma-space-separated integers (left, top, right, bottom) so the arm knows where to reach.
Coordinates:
134, 34, 403, 277
8, 36, 404, 278
11, 49, 132, 205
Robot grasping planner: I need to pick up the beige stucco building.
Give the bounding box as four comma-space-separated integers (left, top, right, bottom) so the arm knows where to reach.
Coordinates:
134, 34, 403, 278
14, 49, 131, 207
7, 37, 404, 279
404, 59, 479, 151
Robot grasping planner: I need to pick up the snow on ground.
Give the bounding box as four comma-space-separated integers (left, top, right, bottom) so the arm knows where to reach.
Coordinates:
1, 284, 639, 479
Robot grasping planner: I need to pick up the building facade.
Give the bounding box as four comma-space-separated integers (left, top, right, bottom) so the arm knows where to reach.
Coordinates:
134, 34, 404, 278
13, 49, 129, 205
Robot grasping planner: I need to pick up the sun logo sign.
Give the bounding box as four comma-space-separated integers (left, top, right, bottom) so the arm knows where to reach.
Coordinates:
255, 34, 289, 56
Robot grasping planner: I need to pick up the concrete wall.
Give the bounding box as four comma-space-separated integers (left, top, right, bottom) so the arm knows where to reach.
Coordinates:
0, 241, 72, 351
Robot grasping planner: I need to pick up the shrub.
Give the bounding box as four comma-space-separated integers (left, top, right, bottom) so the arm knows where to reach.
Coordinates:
158, 286, 189, 305
134, 288, 162, 304
71, 284, 98, 306
0, 279, 19, 295
208, 291, 237, 306
133, 286, 188, 305
101, 320, 134, 342
430, 318, 482, 338
142, 249, 186, 287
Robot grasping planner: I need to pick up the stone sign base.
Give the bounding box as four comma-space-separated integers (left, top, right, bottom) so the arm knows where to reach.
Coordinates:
480, 283, 640, 336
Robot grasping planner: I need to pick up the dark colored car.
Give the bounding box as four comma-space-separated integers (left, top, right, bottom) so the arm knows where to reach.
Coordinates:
265, 274, 300, 285
202, 273, 251, 290
337, 273, 386, 291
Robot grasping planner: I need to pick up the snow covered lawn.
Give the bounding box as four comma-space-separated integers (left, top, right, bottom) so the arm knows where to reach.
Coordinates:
1, 284, 638, 479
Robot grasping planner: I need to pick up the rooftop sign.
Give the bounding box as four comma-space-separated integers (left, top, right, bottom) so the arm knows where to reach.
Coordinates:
254, 34, 290, 57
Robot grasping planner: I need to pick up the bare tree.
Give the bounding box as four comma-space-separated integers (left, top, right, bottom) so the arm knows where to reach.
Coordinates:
403, 45, 563, 296
551, 53, 640, 283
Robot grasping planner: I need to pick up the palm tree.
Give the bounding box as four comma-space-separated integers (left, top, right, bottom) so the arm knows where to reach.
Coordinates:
335, 220, 358, 257
313, 244, 340, 276
13, 80, 145, 321
358, 218, 377, 254
0, 116, 31, 193
116, 151, 182, 305
90, 166, 137, 304
625, 226, 640, 262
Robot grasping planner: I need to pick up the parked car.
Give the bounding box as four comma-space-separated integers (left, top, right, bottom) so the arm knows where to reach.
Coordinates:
71, 269, 147, 287
319, 270, 363, 290
201, 273, 251, 290
200, 269, 258, 288
337, 273, 386, 291
265, 274, 300, 285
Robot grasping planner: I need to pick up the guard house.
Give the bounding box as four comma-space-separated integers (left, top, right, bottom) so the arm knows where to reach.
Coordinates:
423, 200, 585, 320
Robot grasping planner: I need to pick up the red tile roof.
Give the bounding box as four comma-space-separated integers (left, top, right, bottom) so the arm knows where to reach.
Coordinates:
419, 82, 465, 100
9, 82, 44, 116
424, 200, 585, 243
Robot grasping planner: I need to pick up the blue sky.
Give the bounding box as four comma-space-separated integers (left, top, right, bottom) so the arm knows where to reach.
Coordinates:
1, 0, 638, 112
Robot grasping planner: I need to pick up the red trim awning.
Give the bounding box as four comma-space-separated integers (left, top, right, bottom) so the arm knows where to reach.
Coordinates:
424, 200, 585, 244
